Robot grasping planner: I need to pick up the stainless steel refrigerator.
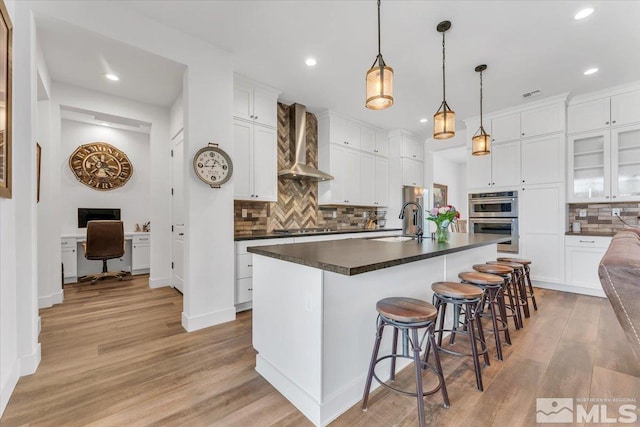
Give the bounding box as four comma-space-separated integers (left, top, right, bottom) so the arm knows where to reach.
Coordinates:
401, 185, 428, 236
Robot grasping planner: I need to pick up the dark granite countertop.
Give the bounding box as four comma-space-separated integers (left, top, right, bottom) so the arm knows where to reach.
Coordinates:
247, 233, 509, 276
565, 231, 616, 237
235, 228, 402, 241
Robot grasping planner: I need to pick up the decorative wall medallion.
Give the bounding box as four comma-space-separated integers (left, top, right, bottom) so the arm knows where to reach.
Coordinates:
69, 142, 133, 191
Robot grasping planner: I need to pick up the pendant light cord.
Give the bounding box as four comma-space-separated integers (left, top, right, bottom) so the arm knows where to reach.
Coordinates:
479, 70, 483, 126
442, 31, 446, 103
377, 0, 381, 56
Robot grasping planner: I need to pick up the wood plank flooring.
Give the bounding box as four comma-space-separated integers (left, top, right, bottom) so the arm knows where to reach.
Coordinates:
2, 276, 639, 426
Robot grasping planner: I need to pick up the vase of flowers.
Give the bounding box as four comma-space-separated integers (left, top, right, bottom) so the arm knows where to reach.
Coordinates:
427, 205, 460, 243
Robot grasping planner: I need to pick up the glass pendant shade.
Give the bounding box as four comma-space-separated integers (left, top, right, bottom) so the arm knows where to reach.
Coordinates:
366, 61, 394, 110
472, 127, 491, 156
472, 64, 490, 156
433, 20, 455, 140
433, 101, 455, 139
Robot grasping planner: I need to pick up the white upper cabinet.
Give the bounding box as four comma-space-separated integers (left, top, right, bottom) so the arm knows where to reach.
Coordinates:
374, 156, 390, 206
233, 119, 278, 202
568, 97, 611, 133
233, 75, 280, 128
400, 135, 424, 160
521, 134, 565, 185
401, 158, 424, 187
492, 103, 564, 143
466, 100, 566, 191
374, 131, 389, 157
521, 104, 565, 138
320, 144, 362, 205
491, 113, 521, 143
360, 127, 375, 154
328, 115, 361, 149
568, 89, 640, 134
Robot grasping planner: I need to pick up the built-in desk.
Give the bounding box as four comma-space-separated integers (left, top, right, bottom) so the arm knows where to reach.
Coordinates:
61, 232, 150, 284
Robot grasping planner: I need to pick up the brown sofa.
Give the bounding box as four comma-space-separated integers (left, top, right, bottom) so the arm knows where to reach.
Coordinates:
598, 228, 640, 361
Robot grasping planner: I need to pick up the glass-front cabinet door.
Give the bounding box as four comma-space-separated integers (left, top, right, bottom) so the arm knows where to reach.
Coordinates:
568, 131, 611, 202
611, 124, 640, 201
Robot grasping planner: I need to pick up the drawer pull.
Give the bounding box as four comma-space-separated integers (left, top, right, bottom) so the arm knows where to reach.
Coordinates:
248, 288, 253, 291
178, 233, 184, 236
247, 264, 253, 267
579, 240, 595, 243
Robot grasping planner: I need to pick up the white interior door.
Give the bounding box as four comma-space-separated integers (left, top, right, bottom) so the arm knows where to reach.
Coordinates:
171, 134, 185, 293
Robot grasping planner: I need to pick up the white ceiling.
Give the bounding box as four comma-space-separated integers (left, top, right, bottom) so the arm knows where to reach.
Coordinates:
36, 1, 640, 138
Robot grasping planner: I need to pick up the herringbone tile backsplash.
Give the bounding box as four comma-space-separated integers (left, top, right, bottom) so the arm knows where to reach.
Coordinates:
234, 103, 375, 235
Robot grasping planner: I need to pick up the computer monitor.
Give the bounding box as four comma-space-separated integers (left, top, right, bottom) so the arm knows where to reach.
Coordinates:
78, 208, 121, 228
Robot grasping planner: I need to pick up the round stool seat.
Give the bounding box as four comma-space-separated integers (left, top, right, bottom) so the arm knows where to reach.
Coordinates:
376, 297, 437, 323
432, 281, 483, 299
487, 260, 524, 270
473, 263, 513, 276
458, 271, 504, 286
497, 257, 531, 266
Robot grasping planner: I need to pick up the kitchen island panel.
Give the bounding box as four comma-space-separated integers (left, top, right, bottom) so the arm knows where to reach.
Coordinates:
252, 243, 497, 426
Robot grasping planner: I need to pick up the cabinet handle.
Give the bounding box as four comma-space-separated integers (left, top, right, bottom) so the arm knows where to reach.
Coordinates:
606, 121, 610, 125
178, 233, 184, 236
412, 154, 416, 158
612, 120, 617, 124
612, 195, 617, 198
134, 245, 137, 248
255, 116, 258, 120
522, 180, 525, 183
606, 196, 610, 199
522, 133, 525, 136
579, 240, 595, 243
344, 141, 349, 145
248, 264, 253, 267
248, 288, 253, 291
72, 249, 75, 253
62, 241, 68, 245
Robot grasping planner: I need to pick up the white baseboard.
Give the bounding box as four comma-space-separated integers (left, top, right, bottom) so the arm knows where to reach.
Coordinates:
0, 359, 20, 417
256, 353, 412, 427
181, 307, 236, 332
20, 343, 41, 376
235, 301, 252, 312
38, 289, 64, 309
533, 281, 606, 298
148, 275, 170, 288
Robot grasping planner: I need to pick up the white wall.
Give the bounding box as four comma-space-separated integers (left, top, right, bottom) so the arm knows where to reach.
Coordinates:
433, 156, 468, 221
60, 120, 151, 234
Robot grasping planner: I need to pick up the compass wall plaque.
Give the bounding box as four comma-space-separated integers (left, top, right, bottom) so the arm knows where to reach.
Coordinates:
69, 142, 133, 191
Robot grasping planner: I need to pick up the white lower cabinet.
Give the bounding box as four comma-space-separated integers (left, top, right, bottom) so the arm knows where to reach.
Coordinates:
519, 183, 565, 284
565, 235, 611, 295
61, 238, 78, 284
131, 235, 151, 274
234, 231, 399, 310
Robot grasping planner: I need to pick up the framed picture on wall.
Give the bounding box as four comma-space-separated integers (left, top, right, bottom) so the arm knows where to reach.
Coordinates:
0, 0, 12, 199
433, 183, 447, 208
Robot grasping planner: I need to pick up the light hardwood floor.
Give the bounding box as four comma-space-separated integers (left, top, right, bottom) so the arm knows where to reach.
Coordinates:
2, 276, 639, 426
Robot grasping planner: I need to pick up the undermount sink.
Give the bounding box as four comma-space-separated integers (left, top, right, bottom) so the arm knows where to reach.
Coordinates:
371, 236, 415, 243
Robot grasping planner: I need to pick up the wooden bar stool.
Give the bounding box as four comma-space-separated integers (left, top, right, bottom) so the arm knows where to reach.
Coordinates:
426, 282, 490, 391
488, 260, 530, 320
497, 257, 538, 311
472, 264, 520, 331
458, 271, 509, 361
362, 297, 450, 427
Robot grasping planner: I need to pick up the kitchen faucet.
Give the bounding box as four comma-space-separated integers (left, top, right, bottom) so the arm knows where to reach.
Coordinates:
399, 202, 423, 242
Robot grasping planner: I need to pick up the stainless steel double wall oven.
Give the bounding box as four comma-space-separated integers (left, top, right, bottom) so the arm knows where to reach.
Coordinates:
468, 191, 519, 253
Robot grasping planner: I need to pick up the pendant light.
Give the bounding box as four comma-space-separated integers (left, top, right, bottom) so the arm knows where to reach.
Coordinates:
472, 64, 491, 156
433, 20, 455, 139
365, 0, 394, 110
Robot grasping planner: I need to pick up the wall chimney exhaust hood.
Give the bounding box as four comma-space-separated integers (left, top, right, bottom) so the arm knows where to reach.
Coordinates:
278, 103, 334, 182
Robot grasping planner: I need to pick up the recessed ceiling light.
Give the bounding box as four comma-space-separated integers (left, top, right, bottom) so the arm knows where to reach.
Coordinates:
105, 73, 119, 81
584, 67, 599, 75
305, 58, 317, 67
574, 8, 594, 20
420, 118, 428, 123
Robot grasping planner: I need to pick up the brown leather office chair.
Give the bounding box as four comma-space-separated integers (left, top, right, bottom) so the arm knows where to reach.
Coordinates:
79, 220, 128, 284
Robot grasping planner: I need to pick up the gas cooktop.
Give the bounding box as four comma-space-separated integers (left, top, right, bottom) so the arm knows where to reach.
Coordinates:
272, 228, 336, 234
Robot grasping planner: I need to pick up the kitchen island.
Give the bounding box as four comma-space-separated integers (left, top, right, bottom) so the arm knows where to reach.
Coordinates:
248, 233, 508, 426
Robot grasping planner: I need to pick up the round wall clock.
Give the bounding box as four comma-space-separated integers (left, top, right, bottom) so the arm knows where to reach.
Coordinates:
193, 142, 233, 188
69, 142, 133, 191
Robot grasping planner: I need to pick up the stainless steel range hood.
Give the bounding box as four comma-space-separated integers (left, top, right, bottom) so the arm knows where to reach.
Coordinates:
278, 103, 334, 182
